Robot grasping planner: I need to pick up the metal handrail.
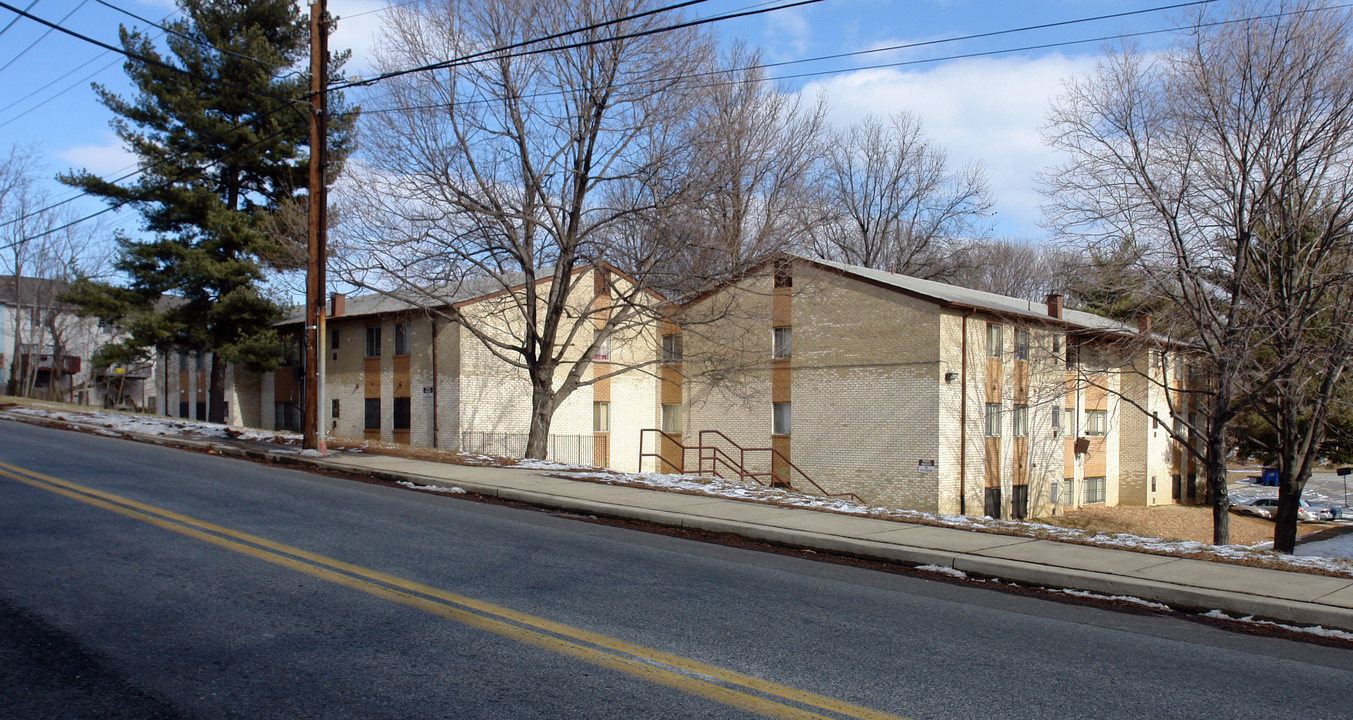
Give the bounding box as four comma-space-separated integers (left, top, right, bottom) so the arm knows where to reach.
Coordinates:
638, 428, 863, 503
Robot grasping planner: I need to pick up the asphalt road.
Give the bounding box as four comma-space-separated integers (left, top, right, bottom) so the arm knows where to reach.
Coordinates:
3, 420, 1352, 720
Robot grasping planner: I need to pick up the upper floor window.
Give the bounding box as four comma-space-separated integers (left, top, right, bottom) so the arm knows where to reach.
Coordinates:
661, 334, 682, 363
593, 401, 610, 432
1085, 409, 1108, 437
772, 326, 792, 359
365, 326, 381, 357
394, 323, 410, 356
1012, 405, 1028, 437
986, 323, 1002, 358
1015, 328, 1030, 361
984, 403, 1002, 437
772, 401, 791, 435
661, 403, 682, 433
593, 330, 610, 361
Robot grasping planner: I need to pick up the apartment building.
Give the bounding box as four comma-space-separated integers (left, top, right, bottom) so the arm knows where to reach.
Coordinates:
666, 257, 1197, 519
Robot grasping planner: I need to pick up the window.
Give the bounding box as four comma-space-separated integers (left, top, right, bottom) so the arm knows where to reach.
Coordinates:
1085, 409, 1108, 436
984, 403, 1002, 437
394, 323, 410, 356
1052, 334, 1062, 356
275, 401, 301, 431
195, 352, 207, 371
1065, 408, 1076, 436
365, 398, 380, 430
332, 399, 340, 418
178, 352, 188, 372
331, 328, 340, 350
1052, 407, 1063, 435
593, 401, 610, 432
593, 330, 610, 361
772, 326, 792, 359
1012, 405, 1028, 437
772, 401, 791, 435
365, 326, 381, 357
661, 403, 682, 433
661, 334, 682, 363
1173, 355, 1185, 382
393, 397, 411, 430
987, 323, 1002, 358
1085, 476, 1106, 504
1015, 328, 1030, 361
1063, 478, 1075, 505
773, 260, 792, 287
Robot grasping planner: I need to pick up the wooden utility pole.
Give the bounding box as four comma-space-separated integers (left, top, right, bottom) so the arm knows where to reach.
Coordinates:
303, 0, 328, 452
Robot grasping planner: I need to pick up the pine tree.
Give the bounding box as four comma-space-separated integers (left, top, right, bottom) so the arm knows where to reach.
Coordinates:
61, 0, 354, 423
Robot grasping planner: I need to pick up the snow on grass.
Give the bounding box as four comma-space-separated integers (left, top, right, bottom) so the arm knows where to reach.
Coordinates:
397, 481, 466, 494
1050, 588, 1171, 612
3, 405, 300, 444
555, 467, 1353, 578
1202, 609, 1353, 641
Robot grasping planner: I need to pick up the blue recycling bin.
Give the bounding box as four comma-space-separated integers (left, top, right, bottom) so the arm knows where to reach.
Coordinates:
1260, 467, 1279, 486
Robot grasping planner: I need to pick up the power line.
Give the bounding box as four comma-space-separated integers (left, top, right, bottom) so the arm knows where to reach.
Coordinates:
91, 0, 273, 70
0, 0, 91, 75
0, 0, 37, 40
0, 0, 304, 105
0, 118, 308, 250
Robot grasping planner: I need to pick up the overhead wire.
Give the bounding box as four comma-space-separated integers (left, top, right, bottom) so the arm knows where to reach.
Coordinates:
0, 0, 37, 40
0, 118, 310, 250
0, 0, 91, 75
0, 0, 305, 105
90, 0, 274, 70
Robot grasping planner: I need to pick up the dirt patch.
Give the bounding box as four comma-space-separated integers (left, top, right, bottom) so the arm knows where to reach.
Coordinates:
1041, 504, 1334, 546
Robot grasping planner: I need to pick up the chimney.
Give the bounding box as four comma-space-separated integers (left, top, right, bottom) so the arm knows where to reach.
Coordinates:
328, 292, 345, 317
1137, 314, 1153, 335
1046, 292, 1064, 320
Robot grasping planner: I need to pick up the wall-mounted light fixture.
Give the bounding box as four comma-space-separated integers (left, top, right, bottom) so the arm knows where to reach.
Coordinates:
944, 372, 959, 383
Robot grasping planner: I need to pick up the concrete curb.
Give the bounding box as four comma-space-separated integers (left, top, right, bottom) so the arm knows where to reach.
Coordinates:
8, 410, 1353, 634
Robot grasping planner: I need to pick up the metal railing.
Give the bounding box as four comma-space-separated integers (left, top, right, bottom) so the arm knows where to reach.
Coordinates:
460, 431, 605, 467
638, 428, 862, 503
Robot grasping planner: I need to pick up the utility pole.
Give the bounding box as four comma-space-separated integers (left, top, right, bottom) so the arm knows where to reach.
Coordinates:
303, 0, 328, 453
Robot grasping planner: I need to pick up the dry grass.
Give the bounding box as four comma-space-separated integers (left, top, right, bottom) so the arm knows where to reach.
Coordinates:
1041, 503, 1333, 546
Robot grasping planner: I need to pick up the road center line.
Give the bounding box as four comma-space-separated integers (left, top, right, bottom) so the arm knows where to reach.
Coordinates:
0, 460, 908, 720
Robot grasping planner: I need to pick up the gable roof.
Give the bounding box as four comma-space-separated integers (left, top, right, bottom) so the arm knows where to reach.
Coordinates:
799, 256, 1136, 335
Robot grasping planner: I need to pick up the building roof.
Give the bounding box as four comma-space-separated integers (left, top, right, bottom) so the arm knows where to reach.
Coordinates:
0, 276, 70, 309
799, 256, 1137, 335
280, 271, 546, 325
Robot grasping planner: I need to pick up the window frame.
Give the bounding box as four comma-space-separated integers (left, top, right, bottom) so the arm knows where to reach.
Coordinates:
772, 401, 791, 435
661, 403, 682, 434
661, 334, 682, 363
1015, 328, 1030, 361
593, 330, 610, 362
1085, 409, 1108, 437
772, 326, 792, 359
986, 323, 1003, 358
593, 401, 610, 432
1012, 404, 1028, 437
1085, 476, 1106, 504
364, 398, 381, 430
394, 322, 410, 356
365, 326, 381, 358
984, 403, 1002, 437
393, 397, 411, 431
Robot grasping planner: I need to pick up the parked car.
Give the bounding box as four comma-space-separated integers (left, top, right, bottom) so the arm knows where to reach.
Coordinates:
1232, 498, 1322, 521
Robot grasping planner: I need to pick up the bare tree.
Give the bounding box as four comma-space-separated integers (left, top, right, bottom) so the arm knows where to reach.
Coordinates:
336, 0, 717, 458
808, 111, 992, 279
654, 42, 827, 290
1041, 0, 1353, 545
944, 237, 1058, 300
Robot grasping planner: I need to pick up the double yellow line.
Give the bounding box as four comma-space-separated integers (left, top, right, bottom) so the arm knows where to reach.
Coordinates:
0, 460, 908, 720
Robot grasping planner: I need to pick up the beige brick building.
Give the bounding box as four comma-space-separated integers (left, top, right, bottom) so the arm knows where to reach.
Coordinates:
668, 257, 1200, 519
158, 257, 1199, 519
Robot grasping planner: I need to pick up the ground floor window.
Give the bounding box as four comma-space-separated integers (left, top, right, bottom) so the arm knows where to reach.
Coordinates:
661, 403, 682, 433
393, 397, 411, 431
984, 487, 1002, 518
1011, 484, 1028, 520
275, 401, 300, 431
772, 401, 791, 435
195, 401, 206, 421
593, 401, 610, 433
365, 398, 380, 430
1061, 478, 1074, 505
1085, 476, 1106, 504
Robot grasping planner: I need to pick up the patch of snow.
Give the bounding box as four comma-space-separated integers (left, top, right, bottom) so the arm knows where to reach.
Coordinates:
397, 481, 466, 494
515, 459, 591, 471
915, 564, 967, 579
1296, 531, 1353, 560
1202, 609, 1353, 640
298, 449, 326, 457
1050, 588, 1171, 612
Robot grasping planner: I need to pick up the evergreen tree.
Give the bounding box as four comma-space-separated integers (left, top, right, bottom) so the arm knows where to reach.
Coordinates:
61, 0, 354, 423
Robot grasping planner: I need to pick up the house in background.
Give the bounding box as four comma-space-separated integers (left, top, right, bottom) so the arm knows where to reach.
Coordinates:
0, 276, 159, 409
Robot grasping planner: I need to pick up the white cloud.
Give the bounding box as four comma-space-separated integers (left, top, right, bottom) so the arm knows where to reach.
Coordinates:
330, 0, 389, 75
57, 133, 138, 177
762, 8, 813, 60
803, 52, 1101, 239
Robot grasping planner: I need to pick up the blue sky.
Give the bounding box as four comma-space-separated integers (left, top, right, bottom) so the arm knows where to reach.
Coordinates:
0, 0, 1207, 253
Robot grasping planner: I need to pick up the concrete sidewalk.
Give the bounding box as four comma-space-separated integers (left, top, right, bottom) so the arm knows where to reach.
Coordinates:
10, 409, 1353, 634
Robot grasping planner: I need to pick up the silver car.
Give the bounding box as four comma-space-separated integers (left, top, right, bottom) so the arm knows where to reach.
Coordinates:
1233, 498, 1321, 521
